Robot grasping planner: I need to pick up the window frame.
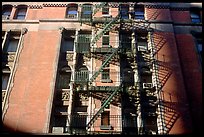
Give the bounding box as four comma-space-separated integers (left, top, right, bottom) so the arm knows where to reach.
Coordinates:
120, 4, 129, 19
196, 39, 202, 65
81, 4, 92, 19
2, 5, 12, 20
134, 5, 145, 20
102, 6, 109, 15
66, 4, 78, 19
14, 6, 27, 20
101, 111, 110, 126
190, 10, 201, 23
56, 66, 72, 89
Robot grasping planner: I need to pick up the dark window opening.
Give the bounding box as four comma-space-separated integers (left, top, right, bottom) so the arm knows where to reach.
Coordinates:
102, 6, 109, 15
190, 8, 201, 23
134, 5, 145, 20
120, 4, 129, 19
14, 6, 27, 20
2, 69, 10, 90
196, 40, 202, 64
102, 36, 109, 46
2, 5, 12, 19
101, 111, 110, 126
66, 4, 78, 19
81, 4, 92, 20
3, 38, 19, 52
57, 66, 71, 89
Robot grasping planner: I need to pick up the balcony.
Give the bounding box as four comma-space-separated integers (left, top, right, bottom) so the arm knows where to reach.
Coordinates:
74, 71, 89, 84
93, 16, 112, 23
76, 35, 91, 53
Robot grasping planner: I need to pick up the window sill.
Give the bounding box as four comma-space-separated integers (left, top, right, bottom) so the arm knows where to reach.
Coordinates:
101, 79, 112, 83
100, 125, 113, 130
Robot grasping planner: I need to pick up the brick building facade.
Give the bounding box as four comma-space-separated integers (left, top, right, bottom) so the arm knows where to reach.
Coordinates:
2, 2, 202, 135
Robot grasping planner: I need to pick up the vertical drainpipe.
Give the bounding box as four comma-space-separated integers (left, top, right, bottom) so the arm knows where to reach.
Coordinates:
45, 27, 63, 133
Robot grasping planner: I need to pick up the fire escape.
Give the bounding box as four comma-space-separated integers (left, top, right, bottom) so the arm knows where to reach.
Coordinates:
70, 2, 178, 135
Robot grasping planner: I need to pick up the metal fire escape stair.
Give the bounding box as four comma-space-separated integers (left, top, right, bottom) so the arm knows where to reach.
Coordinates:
89, 47, 120, 85
91, 14, 120, 46
86, 83, 122, 129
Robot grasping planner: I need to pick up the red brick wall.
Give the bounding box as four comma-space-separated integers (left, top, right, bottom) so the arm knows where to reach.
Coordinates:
26, 8, 42, 20
175, 34, 202, 134
38, 7, 66, 19
170, 10, 191, 23
145, 8, 171, 21
154, 32, 193, 134
3, 30, 60, 133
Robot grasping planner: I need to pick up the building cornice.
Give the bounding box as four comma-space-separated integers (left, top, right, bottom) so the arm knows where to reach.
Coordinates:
42, 3, 68, 7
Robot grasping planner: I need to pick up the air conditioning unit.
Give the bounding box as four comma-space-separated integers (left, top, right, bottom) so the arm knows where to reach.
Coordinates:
52, 127, 64, 133
138, 45, 148, 51
143, 83, 153, 89
2, 15, 9, 20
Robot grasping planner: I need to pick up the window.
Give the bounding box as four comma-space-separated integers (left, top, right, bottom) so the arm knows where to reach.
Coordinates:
2, 5, 12, 19
101, 56, 111, 82
61, 39, 74, 52
81, 4, 92, 20
102, 6, 109, 15
102, 69, 110, 80
2, 67, 11, 103
66, 4, 78, 19
14, 6, 27, 20
190, 8, 201, 23
4, 38, 19, 52
57, 66, 71, 89
134, 5, 144, 20
123, 67, 134, 85
120, 32, 131, 51
101, 111, 110, 126
2, 67, 11, 90
196, 40, 202, 63
75, 66, 89, 82
120, 4, 129, 19
102, 31, 110, 47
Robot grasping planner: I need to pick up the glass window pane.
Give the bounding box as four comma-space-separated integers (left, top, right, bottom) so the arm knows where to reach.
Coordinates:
101, 111, 110, 126
197, 43, 202, 52
2, 73, 10, 90
57, 72, 71, 89
5, 39, 19, 52
102, 36, 109, 45
68, 10, 77, 15
16, 8, 27, 19
62, 40, 74, 52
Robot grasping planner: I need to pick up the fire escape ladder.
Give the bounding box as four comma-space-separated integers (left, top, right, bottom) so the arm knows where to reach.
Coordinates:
89, 47, 120, 85
93, 2, 107, 15
91, 14, 120, 46
86, 83, 122, 129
